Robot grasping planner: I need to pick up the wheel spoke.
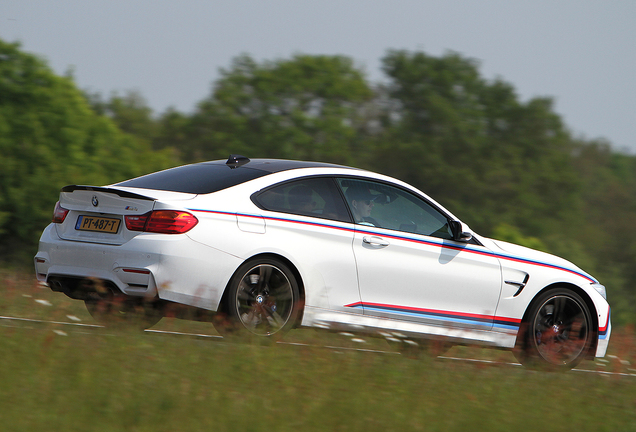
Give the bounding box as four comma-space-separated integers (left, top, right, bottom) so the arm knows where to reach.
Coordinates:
264, 307, 286, 327
552, 297, 565, 325
534, 307, 551, 332
240, 309, 260, 329
559, 312, 578, 327
270, 282, 293, 301
236, 280, 255, 301
258, 265, 272, 291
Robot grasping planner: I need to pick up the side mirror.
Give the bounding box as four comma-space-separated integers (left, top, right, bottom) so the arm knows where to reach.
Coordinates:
449, 220, 472, 243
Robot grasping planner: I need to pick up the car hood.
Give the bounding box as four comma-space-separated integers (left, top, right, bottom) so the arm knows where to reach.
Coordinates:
485, 238, 590, 278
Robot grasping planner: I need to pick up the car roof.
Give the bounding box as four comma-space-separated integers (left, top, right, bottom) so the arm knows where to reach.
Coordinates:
114, 157, 358, 195
210, 158, 353, 173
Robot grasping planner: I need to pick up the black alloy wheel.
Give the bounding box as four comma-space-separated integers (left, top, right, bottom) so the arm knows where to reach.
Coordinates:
223, 257, 300, 338
516, 288, 593, 371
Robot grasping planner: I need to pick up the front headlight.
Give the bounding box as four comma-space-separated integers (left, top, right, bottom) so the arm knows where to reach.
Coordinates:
591, 283, 607, 300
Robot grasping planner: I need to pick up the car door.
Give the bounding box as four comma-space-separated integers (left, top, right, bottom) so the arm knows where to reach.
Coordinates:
336, 177, 502, 331
252, 177, 361, 316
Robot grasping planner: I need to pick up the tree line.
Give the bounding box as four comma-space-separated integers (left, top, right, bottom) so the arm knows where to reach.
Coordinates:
1, 39, 634, 323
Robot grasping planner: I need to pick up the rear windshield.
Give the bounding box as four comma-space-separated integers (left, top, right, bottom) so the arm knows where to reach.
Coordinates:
115, 163, 270, 194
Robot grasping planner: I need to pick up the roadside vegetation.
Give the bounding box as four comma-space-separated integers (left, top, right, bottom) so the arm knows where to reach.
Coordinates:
1, 272, 635, 432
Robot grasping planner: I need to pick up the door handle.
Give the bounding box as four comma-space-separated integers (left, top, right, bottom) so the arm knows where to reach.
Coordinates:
362, 236, 389, 247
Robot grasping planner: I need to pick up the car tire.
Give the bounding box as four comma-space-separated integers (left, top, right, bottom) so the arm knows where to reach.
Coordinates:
84, 296, 163, 330
515, 288, 593, 371
219, 257, 301, 339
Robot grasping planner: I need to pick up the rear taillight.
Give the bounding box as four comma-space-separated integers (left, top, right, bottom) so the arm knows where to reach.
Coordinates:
124, 213, 150, 231
52, 201, 69, 223
146, 210, 199, 234
125, 210, 198, 234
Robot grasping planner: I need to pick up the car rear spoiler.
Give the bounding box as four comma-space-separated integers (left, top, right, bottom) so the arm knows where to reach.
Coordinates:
61, 185, 156, 201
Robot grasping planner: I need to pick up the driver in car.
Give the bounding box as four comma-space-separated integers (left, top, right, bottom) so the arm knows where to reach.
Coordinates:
346, 185, 379, 226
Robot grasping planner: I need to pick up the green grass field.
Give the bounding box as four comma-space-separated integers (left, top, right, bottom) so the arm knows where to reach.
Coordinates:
1, 270, 635, 432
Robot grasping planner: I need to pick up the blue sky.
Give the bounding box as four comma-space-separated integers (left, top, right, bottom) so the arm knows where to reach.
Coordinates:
2, 0, 635, 153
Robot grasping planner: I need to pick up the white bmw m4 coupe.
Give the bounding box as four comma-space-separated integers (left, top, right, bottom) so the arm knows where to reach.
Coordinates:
35, 155, 610, 370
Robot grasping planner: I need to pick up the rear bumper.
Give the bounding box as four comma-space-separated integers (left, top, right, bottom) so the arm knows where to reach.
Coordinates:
35, 224, 159, 296
35, 223, 240, 311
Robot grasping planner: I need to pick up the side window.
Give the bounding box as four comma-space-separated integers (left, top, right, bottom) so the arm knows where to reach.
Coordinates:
253, 177, 351, 222
336, 178, 453, 240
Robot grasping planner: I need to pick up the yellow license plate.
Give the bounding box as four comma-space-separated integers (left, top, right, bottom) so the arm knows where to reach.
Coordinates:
75, 215, 121, 234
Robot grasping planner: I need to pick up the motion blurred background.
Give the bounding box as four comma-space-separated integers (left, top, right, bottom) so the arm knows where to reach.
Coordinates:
1, 1, 635, 324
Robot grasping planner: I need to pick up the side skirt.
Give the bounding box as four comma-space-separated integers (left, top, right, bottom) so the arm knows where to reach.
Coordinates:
301, 306, 518, 349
